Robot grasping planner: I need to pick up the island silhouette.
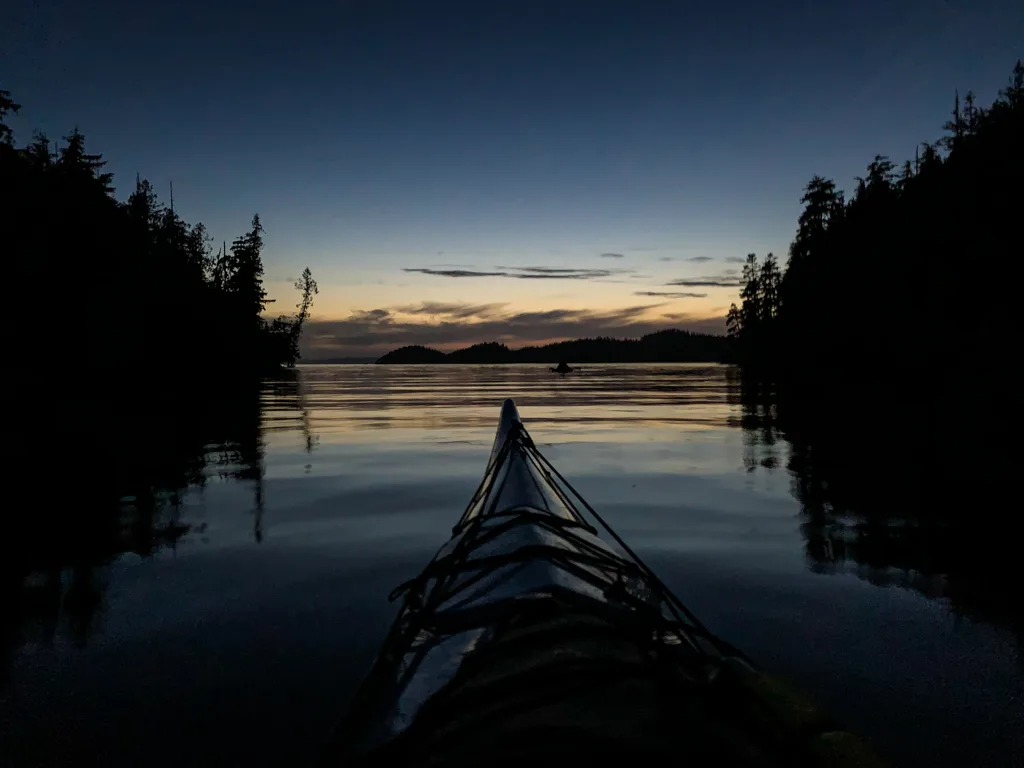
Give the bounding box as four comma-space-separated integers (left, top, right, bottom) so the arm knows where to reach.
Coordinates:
374, 329, 726, 364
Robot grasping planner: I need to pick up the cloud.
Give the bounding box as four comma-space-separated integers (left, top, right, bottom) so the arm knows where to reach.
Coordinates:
724, 256, 746, 263
658, 256, 715, 263
394, 302, 507, 319
600, 252, 625, 259
666, 276, 743, 287
300, 302, 724, 358
500, 266, 576, 273
657, 255, 714, 263
516, 271, 613, 280
349, 308, 393, 322
403, 268, 508, 278
634, 291, 708, 298
515, 267, 616, 279
406, 266, 622, 280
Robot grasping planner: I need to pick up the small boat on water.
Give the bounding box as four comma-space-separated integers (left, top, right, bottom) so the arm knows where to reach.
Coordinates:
550, 361, 573, 374
323, 400, 880, 767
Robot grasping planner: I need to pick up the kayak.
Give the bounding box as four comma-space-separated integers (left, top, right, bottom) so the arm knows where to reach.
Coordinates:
323, 399, 880, 766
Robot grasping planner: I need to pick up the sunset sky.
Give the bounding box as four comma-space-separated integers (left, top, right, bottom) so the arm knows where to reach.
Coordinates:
5, 0, 1021, 357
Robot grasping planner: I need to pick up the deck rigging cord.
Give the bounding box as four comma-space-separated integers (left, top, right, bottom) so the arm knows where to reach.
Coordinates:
390, 417, 749, 662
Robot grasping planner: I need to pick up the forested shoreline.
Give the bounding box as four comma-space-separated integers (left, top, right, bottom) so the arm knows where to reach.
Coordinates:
726, 62, 1022, 635
1, 89, 318, 610
726, 61, 1021, 381
1, 90, 317, 384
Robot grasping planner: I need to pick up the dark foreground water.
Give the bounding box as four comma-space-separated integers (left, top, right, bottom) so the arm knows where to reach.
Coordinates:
2, 364, 1021, 766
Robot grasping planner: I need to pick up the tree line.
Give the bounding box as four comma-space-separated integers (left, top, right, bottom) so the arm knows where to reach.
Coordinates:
1, 88, 319, 631
376, 329, 728, 364
1, 89, 318, 386
724, 61, 1022, 641
726, 60, 1021, 382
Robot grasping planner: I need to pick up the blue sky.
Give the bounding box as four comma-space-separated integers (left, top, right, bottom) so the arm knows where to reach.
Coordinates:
4, 0, 1022, 355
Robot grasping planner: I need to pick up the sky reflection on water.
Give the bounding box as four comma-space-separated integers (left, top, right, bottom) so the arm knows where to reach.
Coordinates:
3, 364, 1021, 767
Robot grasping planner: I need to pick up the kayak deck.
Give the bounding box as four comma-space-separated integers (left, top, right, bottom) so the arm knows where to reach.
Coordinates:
328, 399, 733, 758
325, 399, 881, 767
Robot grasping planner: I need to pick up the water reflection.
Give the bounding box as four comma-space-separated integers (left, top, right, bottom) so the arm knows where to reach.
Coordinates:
2, 363, 733, 678
8, 362, 1018, 676
296, 363, 732, 433
3, 364, 1021, 766
734, 372, 1020, 644
3, 371, 316, 679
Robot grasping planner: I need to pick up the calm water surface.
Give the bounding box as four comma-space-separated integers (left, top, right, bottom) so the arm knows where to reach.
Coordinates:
3, 364, 1021, 766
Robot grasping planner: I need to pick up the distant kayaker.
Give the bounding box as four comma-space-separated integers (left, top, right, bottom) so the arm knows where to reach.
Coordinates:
551, 361, 573, 374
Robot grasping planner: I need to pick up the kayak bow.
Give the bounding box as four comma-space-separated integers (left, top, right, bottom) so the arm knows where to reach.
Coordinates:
324, 399, 880, 767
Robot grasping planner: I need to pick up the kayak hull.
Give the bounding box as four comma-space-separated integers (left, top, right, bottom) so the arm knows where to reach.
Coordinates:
340, 400, 669, 753
325, 399, 882, 768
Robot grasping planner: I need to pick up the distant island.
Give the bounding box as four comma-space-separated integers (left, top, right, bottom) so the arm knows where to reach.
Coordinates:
376, 329, 727, 364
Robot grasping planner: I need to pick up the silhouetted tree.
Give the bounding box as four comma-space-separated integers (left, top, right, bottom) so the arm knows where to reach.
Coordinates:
917, 142, 941, 174
867, 155, 895, 189
787, 176, 841, 268
287, 267, 319, 363
898, 160, 913, 192
1004, 60, 1024, 107
854, 155, 896, 204
726, 303, 741, 344
759, 253, 780, 324
0, 89, 19, 145
58, 127, 114, 195
211, 240, 230, 291
941, 89, 963, 151
724, 253, 782, 367
737, 254, 758, 316
227, 214, 267, 318
22, 132, 54, 168
963, 90, 979, 136
186, 222, 214, 282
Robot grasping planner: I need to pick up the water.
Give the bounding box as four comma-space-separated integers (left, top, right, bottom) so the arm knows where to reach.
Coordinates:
3, 364, 1021, 766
